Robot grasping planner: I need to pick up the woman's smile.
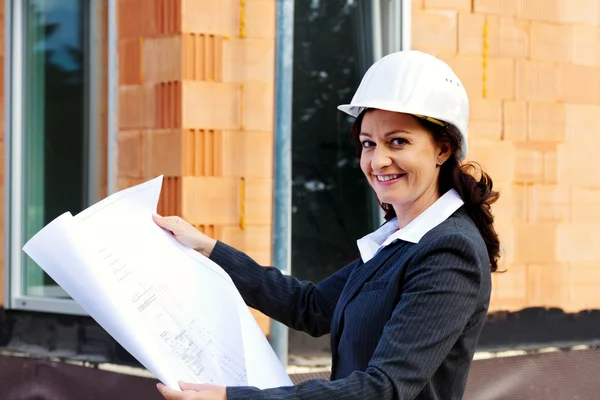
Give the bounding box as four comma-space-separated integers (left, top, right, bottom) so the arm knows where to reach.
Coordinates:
373, 173, 407, 186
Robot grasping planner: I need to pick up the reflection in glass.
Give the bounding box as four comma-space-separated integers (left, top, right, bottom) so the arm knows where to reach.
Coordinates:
22, 0, 87, 297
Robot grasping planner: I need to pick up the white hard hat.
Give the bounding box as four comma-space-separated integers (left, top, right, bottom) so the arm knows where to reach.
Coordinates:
338, 50, 470, 161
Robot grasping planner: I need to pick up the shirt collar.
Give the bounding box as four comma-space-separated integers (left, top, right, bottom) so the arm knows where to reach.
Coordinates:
356, 189, 464, 263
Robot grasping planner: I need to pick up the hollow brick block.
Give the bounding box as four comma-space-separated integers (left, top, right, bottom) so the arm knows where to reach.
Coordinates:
244, 0, 276, 39
117, 130, 143, 178
458, 12, 485, 55
515, 60, 559, 102
528, 184, 570, 222
485, 16, 529, 59
569, 262, 600, 311
181, 0, 238, 36
222, 38, 274, 83
412, 10, 458, 55
182, 34, 224, 82
215, 225, 272, 266
572, 188, 600, 222
503, 101, 527, 141
181, 176, 240, 225
119, 84, 156, 129
242, 178, 273, 226
119, 38, 142, 85
142, 36, 182, 83
469, 99, 502, 141
558, 63, 600, 105
489, 264, 526, 312
571, 25, 600, 67
564, 105, 600, 144
182, 81, 240, 130
155, 82, 182, 129
527, 102, 566, 142
513, 222, 557, 264
242, 83, 274, 132
530, 22, 572, 63
424, 0, 471, 11
157, 176, 182, 217
143, 129, 183, 177
474, 0, 518, 16
466, 140, 516, 183
485, 58, 514, 100
526, 264, 570, 308
219, 131, 273, 178
557, 224, 600, 263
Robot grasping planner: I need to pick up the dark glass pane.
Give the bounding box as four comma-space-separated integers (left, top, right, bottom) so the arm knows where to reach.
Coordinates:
22, 0, 87, 297
290, 0, 374, 357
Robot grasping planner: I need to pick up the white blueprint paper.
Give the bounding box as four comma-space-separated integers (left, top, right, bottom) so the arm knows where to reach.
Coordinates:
22, 176, 292, 390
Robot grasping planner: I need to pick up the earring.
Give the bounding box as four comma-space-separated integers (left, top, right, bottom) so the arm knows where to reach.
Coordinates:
437, 160, 443, 166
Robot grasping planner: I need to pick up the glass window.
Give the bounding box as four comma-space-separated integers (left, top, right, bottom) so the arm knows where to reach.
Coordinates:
17, 0, 89, 300
290, 0, 377, 356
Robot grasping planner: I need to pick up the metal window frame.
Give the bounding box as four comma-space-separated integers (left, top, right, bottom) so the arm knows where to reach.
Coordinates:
4, 0, 107, 316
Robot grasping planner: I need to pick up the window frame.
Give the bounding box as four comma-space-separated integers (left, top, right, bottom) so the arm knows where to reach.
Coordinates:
4, 0, 104, 315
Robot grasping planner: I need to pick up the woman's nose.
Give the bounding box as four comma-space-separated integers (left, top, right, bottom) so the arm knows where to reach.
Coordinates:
371, 146, 393, 170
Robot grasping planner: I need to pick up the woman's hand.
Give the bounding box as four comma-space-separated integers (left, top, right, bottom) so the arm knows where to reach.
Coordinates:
152, 214, 217, 258
157, 382, 226, 400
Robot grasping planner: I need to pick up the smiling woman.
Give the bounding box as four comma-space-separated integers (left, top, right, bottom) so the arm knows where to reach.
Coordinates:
357, 110, 450, 229
155, 50, 501, 400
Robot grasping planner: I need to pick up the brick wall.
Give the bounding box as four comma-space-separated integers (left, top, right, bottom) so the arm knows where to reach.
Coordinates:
117, 0, 276, 334
412, 0, 600, 312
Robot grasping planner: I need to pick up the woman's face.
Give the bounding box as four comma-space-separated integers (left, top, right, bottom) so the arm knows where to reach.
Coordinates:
359, 109, 448, 217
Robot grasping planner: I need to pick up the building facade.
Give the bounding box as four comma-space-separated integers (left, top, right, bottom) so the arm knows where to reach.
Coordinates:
1, 0, 600, 398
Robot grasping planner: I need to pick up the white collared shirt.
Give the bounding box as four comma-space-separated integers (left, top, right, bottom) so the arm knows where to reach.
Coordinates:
357, 189, 464, 262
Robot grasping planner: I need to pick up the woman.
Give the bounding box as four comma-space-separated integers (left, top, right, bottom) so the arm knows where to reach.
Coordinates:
154, 50, 499, 400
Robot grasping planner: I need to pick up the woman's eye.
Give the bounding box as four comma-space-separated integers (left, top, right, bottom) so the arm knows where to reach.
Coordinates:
391, 138, 408, 146
361, 140, 374, 148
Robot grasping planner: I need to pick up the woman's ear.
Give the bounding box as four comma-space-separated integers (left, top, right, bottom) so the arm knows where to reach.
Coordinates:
437, 142, 452, 164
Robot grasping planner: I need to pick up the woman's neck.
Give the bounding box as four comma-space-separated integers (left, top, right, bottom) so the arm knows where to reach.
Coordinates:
393, 186, 441, 229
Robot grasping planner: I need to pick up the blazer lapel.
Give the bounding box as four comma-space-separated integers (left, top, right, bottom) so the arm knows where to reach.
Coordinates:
329, 240, 406, 369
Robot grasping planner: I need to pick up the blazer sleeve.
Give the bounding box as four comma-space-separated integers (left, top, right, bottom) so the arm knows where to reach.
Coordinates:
225, 232, 484, 400
209, 240, 357, 337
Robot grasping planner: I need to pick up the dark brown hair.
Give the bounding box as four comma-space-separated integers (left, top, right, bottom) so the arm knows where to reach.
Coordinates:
351, 110, 501, 273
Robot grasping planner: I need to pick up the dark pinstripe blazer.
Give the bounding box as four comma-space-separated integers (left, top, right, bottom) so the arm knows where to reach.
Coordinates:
210, 207, 492, 399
